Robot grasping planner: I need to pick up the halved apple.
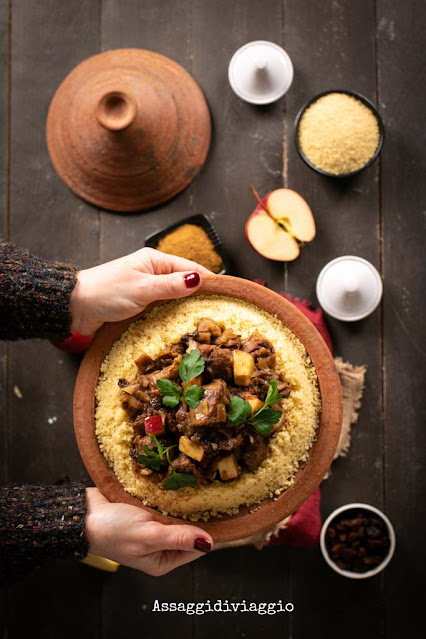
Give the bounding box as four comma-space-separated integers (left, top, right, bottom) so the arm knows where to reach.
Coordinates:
245, 188, 315, 262
267, 189, 316, 242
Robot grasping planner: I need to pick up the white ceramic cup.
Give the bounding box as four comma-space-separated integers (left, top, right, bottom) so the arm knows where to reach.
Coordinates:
320, 503, 396, 579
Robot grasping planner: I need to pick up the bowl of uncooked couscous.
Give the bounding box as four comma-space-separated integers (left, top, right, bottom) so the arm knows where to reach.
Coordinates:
295, 90, 384, 177
73, 275, 342, 542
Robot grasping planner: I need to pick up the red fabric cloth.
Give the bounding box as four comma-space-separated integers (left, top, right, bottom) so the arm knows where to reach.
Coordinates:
252, 283, 333, 548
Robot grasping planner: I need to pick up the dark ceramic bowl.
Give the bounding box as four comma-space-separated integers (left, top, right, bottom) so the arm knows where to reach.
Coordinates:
294, 89, 385, 178
144, 214, 231, 275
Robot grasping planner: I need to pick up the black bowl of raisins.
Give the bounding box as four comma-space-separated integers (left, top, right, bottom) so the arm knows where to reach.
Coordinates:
320, 503, 396, 579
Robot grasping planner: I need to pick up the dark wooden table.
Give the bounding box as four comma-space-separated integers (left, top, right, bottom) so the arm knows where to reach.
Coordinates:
1, 1, 424, 637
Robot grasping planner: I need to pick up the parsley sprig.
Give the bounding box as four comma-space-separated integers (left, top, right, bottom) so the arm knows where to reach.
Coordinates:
136, 435, 176, 471
137, 435, 197, 490
156, 349, 205, 409
162, 448, 197, 490
227, 379, 283, 436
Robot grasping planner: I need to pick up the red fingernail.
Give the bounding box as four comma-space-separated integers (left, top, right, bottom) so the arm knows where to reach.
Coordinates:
184, 272, 200, 288
194, 537, 211, 553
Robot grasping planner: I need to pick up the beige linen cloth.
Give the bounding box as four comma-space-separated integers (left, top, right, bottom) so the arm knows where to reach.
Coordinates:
216, 357, 366, 549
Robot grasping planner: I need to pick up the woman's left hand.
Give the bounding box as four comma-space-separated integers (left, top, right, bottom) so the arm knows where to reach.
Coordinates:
70, 247, 210, 336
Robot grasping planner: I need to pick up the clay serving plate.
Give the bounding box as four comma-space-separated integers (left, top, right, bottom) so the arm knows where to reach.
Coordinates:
73, 275, 342, 542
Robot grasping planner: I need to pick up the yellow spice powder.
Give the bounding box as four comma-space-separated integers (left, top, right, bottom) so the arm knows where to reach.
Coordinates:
298, 93, 380, 175
156, 223, 223, 273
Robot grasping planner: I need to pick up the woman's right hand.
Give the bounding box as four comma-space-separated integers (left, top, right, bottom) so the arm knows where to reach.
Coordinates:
84, 487, 213, 576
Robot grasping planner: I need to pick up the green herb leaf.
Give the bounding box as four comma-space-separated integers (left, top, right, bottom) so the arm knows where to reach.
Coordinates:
150, 435, 164, 459
179, 348, 205, 384
185, 385, 205, 409
251, 408, 282, 436
263, 379, 280, 408
162, 471, 197, 490
227, 395, 253, 425
162, 395, 180, 408
136, 446, 163, 471
156, 379, 182, 408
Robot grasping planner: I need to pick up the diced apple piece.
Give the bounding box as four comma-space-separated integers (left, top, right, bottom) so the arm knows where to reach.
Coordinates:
233, 350, 255, 386
179, 436, 205, 462
189, 374, 203, 386
266, 188, 316, 242
217, 454, 239, 481
144, 415, 165, 436
197, 318, 222, 341
245, 212, 300, 261
240, 393, 264, 414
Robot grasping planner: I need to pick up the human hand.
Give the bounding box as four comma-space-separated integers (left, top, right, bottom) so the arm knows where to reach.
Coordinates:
84, 488, 213, 576
70, 247, 211, 336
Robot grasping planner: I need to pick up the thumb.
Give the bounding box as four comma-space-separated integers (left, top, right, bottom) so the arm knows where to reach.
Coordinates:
85, 487, 110, 509
149, 271, 202, 301
147, 523, 213, 554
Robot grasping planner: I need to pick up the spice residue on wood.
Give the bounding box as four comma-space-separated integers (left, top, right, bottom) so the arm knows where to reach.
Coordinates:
156, 224, 223, 273
298, 92, 380, 175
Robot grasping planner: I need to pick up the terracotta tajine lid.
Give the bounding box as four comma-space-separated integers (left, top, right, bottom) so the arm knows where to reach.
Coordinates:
46, 48, 211, 212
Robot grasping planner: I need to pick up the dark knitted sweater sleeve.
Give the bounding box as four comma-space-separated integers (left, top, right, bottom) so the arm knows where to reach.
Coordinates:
0, 483, 88, 585
0, 237, 78, 340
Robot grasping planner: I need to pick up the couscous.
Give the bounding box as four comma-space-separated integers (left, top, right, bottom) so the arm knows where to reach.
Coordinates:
298, 92, 380, 175
95, 296, 321, 521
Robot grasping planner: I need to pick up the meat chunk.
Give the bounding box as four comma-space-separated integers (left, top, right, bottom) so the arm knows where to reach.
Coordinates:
120, 391, 145, 417
147, 359, 181, 385
247, 369, 278, 400
216, 433, 244, 451
277, 380, 292, 397
134, 352, 155, 373
197, 318, 222, 343
154, 343, 185, 367
171, 453, 197, 475
215, 328, 241, 349
242, 431, 269, 472
241, 332, 276, 368
188, 379, 230, 427
200, 344, 234, 382
131, 434, 157, 453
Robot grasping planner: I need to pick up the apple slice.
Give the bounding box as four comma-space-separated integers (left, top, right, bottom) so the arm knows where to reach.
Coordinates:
245, 210, 300, 261
246, 187, 315, 262
266, 189, 316, 242
144, 415, 165, 436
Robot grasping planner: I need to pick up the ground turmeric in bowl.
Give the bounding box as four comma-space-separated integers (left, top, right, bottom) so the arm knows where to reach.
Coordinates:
156, 223, 223, 273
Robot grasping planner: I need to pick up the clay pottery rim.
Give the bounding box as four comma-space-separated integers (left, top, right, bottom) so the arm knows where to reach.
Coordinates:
46, 48, 211, 212
73, 275, 342, 543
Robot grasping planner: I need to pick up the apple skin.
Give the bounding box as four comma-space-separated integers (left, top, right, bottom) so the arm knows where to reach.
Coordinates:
245, 189, 315, 262
145, 415, 165, 436
245, 198, 300, 262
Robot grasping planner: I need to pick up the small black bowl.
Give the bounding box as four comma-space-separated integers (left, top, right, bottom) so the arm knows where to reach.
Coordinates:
144, 214, 231, 275
294, 89, 385, 178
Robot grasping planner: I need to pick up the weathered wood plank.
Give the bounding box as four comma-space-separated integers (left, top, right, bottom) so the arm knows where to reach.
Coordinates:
6, 1, 102, 637
0, 0, 10, 487
190, 1, 290, 637
99, 3, 195, 639
0, 0, 10, 631
377, 1, 426, 636
284, 1, 384, 636
99, 0, 200, 264
190, 0, 286, 290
